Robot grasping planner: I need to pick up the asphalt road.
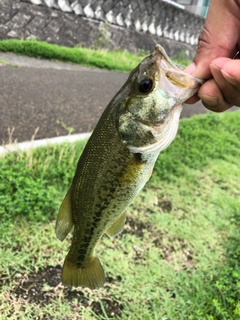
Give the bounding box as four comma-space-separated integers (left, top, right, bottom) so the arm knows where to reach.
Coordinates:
0, 52, 235, 144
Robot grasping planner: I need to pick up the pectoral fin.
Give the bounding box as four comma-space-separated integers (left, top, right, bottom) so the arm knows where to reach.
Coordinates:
55, 186, 73, 241
106, 212, 126, 238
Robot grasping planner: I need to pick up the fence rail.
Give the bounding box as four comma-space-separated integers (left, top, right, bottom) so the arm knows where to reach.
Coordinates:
21, 0, 204, 45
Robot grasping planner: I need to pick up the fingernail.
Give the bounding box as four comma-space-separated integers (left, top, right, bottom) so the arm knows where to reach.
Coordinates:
184, 63, 196, 75
221, 70, 238, 85
198, 94, 219, 108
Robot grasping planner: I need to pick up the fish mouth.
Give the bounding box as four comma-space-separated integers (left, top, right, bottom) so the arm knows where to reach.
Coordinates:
154, 44, 203, 102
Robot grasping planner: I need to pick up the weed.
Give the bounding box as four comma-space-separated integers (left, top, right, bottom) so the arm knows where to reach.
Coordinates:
0, 59, 18, 67
92, 22, 111, 50
56, 120, 75, 135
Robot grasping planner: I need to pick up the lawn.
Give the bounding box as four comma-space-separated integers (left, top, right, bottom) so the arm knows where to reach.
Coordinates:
0, 111, 240, 319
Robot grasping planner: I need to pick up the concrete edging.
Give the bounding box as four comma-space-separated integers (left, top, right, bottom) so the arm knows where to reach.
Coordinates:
0, 132, 92, 156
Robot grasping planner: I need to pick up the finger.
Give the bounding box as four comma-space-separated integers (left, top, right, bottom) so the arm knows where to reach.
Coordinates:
186, 57, 240, 108
220, 59, 240, 84
198, 79, 233, 112
188, 0, 240, 80
184, 93, 200, 104
210, 59, 240, 107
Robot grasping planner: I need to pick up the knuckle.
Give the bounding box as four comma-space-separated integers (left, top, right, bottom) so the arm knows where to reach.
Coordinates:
196, 27, 214, 55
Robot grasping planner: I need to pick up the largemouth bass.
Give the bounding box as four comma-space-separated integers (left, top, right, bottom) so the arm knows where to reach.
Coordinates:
56, 44, 203, 289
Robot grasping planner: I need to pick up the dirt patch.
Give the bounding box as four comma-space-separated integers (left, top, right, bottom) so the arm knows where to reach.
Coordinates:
123, 214, 194, 271
8, 265, 123, 318
12, 265, 62, 304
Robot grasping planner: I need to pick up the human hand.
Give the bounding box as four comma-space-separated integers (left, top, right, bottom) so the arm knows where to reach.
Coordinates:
185, 0, 240, 112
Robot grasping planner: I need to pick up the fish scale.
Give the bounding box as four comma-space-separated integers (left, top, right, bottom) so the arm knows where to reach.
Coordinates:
56, 44, 203, 289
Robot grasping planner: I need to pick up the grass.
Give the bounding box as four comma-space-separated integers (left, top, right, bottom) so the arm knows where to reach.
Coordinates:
0, 39, 146, 73
0, 111, 240, 319
0, 39, 191, 72
0, 59, 18, 67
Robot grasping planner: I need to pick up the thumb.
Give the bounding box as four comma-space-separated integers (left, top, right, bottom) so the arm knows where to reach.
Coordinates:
185, 0, 240, 80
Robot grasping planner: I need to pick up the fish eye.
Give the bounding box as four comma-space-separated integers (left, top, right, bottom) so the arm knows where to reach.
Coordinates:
138, 78, 153, 94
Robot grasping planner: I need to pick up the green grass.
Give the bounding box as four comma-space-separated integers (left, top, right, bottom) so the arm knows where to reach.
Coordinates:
0, 39, 146, 73
1, 111, 240, 319
0, 39, 190, 72
0, 59, 18, 67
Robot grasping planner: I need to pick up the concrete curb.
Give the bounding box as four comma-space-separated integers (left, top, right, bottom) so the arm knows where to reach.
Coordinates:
0, 132, 92, 156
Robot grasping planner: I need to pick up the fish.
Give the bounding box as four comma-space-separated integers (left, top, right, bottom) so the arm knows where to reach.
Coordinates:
55, 44, 203, 289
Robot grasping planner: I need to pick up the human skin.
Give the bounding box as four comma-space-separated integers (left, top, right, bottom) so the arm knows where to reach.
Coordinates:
185, 0, 240, 112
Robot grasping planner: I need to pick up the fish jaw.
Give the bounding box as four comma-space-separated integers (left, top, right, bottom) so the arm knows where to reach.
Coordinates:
128, 104, 183, 155
154, 44, 203, 109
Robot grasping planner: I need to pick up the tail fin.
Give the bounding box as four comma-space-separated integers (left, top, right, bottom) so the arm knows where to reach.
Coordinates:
61, 256, 105, 289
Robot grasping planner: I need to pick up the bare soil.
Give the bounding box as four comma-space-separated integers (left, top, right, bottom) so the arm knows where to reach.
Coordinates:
6, 265, 123, 318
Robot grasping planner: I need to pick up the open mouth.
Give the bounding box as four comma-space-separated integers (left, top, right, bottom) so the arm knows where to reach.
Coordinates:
154, 44, 204, 93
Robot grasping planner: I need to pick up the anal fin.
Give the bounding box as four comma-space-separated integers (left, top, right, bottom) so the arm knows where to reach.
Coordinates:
55, 186, 73, 241
106, 211, 126, 238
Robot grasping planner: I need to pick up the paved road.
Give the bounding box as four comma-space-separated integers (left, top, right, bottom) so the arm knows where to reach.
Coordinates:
0, 53, 128, 144
0, 52, 235, 144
